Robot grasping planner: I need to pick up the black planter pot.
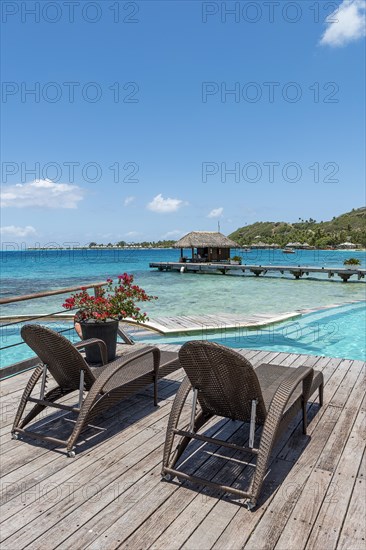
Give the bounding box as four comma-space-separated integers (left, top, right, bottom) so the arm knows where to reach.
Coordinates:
80, 319, 119, 364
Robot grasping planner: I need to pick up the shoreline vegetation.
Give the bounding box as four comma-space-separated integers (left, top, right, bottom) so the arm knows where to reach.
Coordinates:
12, 207, 366, 251
24, 246, 365, 251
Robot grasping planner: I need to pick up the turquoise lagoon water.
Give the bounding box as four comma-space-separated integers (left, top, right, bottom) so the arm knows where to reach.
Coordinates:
1, 248, 365, 366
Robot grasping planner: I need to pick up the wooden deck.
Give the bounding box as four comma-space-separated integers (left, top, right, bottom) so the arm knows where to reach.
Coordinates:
136, 311, 301, 335
0, 347, 365, 550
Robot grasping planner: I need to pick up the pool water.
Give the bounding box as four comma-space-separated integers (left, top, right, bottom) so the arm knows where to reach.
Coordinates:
138, 302, 366, 362
1, 302, 365, 369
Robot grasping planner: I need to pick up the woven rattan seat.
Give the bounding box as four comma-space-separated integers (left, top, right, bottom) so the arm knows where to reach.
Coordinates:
12, 324, 180, 456
161, 341, 323, 510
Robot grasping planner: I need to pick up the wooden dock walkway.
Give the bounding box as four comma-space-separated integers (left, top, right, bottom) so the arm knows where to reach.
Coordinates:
138, 311, 301, 335
150, 262, 366, 283
0, 346, 364, 549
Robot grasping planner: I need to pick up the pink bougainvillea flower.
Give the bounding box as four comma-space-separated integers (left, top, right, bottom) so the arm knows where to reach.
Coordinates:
62, 275, 157, 323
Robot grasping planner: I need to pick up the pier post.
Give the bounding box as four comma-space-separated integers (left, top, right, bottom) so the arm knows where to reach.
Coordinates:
338, 273, 351, 283
290, 270, 304, 280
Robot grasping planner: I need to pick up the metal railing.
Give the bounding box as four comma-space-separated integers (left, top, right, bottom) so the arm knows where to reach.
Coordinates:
0, 281, 107, 378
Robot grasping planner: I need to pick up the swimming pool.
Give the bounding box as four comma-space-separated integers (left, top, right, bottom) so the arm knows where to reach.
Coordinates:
1, 302, 365, 368
137, 302, 366, 362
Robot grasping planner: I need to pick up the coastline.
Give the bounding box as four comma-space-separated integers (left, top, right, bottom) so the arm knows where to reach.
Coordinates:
21, 246, 366, 251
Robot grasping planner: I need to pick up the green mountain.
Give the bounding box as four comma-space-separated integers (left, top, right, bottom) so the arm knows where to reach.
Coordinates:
229, 207, 366, 248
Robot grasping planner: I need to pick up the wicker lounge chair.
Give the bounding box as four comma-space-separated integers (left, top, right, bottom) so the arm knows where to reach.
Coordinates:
12, 324, 179, 456
162, 341, 323, 509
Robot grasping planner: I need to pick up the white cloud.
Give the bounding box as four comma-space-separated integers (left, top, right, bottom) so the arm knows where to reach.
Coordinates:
161, 230, 184, 239
0, 225, 37, 237
147, 194, 187, 213
125, 231, 141, 237
0, 179, 85, 209
207, 207, 224, 218
320, 0, 366, 47
124, 196, 135, 206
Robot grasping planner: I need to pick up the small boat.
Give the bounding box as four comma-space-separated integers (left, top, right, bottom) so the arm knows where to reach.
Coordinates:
282, 248, 295, 254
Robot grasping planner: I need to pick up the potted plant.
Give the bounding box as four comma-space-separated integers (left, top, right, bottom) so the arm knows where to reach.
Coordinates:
343, 258, 361, 266
230, 255, 242, 265
63, 274, 157, 363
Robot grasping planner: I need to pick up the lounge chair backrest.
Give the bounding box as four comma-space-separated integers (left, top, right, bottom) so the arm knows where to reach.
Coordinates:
21, 324, 97, 391
178, 341, 267, 423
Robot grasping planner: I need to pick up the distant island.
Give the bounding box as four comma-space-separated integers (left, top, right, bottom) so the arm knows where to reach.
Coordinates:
88, 207, 366, 250
229, 207, 366, 249
26, 207, 365, 250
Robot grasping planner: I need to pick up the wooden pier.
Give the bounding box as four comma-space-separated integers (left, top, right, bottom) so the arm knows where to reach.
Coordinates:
150, 262, 366, 282
0, 345, 364, 549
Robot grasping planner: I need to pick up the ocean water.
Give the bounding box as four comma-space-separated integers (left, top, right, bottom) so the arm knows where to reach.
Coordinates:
1, 248, 365, 366
1, 248, 365, 317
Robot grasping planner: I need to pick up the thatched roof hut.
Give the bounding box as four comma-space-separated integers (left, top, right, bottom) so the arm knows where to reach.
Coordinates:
174, 231, 238, 249
174, 231, 239, 262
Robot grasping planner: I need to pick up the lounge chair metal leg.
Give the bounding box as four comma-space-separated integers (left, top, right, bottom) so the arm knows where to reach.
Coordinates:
189, 388, 198, 432
39, 364, 48, 399
17, 386, 69, 430
302, 398, 307, 435
249, 399, 257, 448
78, 369, 85, 408
245, 499, 256, 511
154, 374, 158, 406
12, 365, 44, 433
319, 383, 324, 406
162, 377, 192, 472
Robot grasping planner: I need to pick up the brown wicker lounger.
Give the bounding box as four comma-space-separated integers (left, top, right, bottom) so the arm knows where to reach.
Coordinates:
162, 341, 323, 510
12, 324, 180, 456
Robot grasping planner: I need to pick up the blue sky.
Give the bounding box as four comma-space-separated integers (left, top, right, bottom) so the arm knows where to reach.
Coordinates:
1, 0, 365, 245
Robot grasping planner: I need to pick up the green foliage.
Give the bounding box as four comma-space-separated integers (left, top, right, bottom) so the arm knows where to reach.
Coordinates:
344, 258, 361, 266
229, 207, 366, 248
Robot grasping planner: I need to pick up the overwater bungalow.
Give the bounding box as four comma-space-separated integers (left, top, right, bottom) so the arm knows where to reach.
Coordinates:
337, 241, 361, 249
174, 231, 239, 262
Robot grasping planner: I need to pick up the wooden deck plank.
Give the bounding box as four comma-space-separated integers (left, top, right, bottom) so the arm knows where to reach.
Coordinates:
162, 405, 316, 549
142, 311, 301, 335
240, 405, 343, 550
274, 366, 365, 550
0, 371, 183, 471
305, 407, 365, 550
55, 419, 240, 550
0, 349, 364, 550
337, 478, 366, 550
1, 399, 191, 548
0, 377, 183, 520
152, 355, 342, 550
212, 356, 347, 550
273, 467, 333, 550
357, 449, 365, 480
316, 366, 365, 472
